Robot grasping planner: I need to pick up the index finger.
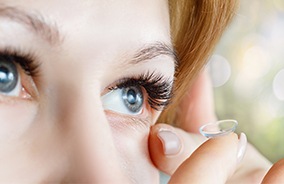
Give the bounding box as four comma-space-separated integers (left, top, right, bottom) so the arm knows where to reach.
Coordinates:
169, 133, 242, 184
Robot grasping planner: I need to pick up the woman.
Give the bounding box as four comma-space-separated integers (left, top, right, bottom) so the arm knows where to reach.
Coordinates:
0, 0, 282, 183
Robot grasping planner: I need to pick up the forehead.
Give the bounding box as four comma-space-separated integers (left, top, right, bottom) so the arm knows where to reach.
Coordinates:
1, 0, 171, 44
0, 0, 174, 82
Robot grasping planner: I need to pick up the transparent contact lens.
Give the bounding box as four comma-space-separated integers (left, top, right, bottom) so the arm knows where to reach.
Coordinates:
199, 119, 238, 138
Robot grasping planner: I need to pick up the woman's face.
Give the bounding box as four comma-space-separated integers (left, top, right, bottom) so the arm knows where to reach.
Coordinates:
0, 0, 175, 183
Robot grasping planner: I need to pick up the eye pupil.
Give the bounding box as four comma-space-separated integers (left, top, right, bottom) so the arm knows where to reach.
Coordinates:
0, 59, 18, 93
126, 89, 137, 104
122, 86, 143, 113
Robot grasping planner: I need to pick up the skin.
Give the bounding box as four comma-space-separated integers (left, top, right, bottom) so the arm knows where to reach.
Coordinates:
150, 71, 284, 184
1, 0, 284, 183
0, 0, 173, 183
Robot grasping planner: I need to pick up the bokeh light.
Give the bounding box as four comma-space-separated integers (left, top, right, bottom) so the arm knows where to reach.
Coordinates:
208, 55, 231, 88
213, 0, 284, 163
242, 46, 271, 79
273, 69, 284, 101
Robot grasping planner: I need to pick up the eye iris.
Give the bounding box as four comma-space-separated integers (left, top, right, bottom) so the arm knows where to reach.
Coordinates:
0, 59, 18, 93
122, 86, 143, 113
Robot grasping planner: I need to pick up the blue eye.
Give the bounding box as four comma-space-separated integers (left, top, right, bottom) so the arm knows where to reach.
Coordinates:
0, 58, 21, 96
101, 86, 144, 115
102, 72, 173, 115
122, 86, 143, 113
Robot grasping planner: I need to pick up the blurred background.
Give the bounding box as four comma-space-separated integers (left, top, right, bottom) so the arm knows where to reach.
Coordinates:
209, 0, 284, 163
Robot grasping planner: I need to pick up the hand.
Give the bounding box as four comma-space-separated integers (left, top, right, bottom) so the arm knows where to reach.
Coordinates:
149, 70, 279, 183
262, 159, 284, 183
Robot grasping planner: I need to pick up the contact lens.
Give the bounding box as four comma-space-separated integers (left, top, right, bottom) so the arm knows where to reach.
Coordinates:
199, 119, 238, 138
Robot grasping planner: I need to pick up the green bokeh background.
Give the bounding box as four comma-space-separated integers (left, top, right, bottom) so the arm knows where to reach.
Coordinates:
212, 0, 284, 163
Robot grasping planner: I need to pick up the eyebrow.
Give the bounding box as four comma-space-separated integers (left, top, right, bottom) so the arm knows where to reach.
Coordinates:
0, 6, 177, 66
131, 42, 178, 66
0, 6, 62, 45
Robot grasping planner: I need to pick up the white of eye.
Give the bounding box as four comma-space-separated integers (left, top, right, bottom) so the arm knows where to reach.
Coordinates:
101, 88, 143, 115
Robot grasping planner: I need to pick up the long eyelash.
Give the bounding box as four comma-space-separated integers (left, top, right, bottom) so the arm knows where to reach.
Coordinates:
111, 72, 174, 111
0, 48, 40, 77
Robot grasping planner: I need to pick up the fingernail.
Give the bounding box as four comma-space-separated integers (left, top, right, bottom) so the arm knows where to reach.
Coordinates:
157, 129, 182, 156
237, 132, 247, 163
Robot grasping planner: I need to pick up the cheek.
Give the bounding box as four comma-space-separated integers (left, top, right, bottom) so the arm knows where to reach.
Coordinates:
0, 101, 68, 182
0, 101, 38, 141
108, 115, 159, 183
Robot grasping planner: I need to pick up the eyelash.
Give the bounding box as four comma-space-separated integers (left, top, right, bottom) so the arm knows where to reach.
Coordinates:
109, 72, 173, 111
0, 48, 40, 77
0, 48, 173, 111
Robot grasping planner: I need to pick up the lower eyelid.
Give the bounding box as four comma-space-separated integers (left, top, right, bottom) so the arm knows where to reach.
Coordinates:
105, 110, 152, 131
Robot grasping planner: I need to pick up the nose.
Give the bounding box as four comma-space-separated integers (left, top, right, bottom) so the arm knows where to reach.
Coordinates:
60, 84, 128, 183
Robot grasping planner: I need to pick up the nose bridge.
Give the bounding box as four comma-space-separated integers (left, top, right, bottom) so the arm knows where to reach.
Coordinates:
59, 83, 126, 182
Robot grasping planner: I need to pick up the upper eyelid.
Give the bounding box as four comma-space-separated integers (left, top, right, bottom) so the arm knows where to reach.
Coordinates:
106, 72, 174, 110
107, 72, 173, 89
0, 48, 41, 77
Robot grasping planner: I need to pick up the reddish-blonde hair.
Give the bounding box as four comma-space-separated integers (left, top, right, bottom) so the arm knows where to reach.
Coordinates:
158, 0, 238, 124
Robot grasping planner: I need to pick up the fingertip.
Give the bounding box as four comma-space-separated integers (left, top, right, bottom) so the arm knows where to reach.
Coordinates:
149, 124, 186, 175
149, 124, 207, 175
157, 129, 182, 156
